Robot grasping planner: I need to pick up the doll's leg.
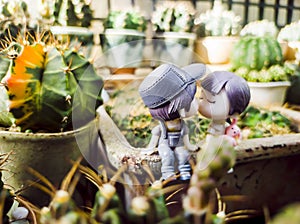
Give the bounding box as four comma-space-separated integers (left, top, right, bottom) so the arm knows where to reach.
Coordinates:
158, 144, 176, 180
175, 147, 191, 180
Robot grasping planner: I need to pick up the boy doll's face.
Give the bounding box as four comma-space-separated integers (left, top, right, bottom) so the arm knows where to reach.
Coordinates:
198, 88, 230, 121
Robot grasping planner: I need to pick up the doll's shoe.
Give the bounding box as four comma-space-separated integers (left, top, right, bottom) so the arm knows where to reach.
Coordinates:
179, 172, 191, 181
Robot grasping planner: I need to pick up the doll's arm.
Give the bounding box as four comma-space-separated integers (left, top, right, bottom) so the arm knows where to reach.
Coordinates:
183, 135, 199, 152
182, 123, 199, 152
141, 125, 160, 155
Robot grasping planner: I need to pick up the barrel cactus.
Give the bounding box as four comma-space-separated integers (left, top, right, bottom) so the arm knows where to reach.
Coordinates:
230, 35, 283, 71
0, 34, 103, 132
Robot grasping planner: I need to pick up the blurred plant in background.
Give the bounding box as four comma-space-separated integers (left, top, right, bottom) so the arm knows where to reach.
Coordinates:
194, 0, 241, 37
152, 1, 195, 33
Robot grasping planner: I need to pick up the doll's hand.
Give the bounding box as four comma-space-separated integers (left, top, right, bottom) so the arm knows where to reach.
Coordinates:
140, 147, 157, 155
188, 144, 200, 152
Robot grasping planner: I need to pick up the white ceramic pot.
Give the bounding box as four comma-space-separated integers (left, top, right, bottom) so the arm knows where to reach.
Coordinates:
194, 36, 239, 64
100, 29, 146, 70
150, 32, 196, 67
248, 81, 291, 107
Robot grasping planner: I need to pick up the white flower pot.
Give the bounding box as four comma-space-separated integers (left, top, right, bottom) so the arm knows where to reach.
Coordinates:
248, 81, 291, 107
194, 36, 239, 64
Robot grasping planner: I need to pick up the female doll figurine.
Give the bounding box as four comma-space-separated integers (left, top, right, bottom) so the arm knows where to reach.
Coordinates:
198, 71, 250, 141
139, 63, 206, 181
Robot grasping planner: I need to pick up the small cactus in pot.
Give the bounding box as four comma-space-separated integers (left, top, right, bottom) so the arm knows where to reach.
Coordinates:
0, 33, 103, 132
194, 0, 241, 37
150, 2, 196, 66
193, 0, 241, 64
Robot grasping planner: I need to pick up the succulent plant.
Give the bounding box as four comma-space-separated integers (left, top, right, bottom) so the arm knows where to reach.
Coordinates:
194, 0, 241, 37
234, 63, 296, 82
240, 19, 278, 37
152, 2, 195, 33
103, 10, 147, 32
53, 0, 93, 27
230, 35, 283, 71
0, 0, 37, 51
278, 21, 300, 42
0, 33, 103, 132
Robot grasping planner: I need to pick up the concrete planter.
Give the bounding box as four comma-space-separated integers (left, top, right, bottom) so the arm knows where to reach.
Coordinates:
0, 118, 99, 207
97, 104, 300, 217
219, 133, 300, 216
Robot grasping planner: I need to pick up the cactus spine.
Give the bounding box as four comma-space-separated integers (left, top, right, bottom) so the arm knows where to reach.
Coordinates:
0, 37, 103, 132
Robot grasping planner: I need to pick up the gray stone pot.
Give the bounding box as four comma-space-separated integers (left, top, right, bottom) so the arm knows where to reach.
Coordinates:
0, 118, 99, 207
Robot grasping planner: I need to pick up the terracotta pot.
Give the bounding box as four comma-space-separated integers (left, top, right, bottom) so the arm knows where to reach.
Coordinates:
194, 36, 239, 64
248, 81, 291, 108
0, 118, 99, 207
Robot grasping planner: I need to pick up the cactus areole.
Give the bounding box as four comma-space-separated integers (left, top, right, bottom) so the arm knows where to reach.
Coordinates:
0, 41, 103, 132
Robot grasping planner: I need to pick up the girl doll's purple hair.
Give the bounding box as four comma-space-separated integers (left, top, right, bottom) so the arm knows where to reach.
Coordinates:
201, 71, 250, 116
149, 82, 197, 121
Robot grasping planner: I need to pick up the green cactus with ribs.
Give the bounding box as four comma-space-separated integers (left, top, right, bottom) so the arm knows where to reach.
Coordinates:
231, 35, 283, 71
230, 35, 297, 82
0, 34, 103, 132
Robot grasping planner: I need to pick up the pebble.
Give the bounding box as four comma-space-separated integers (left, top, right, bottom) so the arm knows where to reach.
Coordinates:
12, 207, 29, 220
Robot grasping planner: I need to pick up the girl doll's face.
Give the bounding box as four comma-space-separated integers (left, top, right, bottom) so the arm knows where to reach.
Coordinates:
179, 97, 199, 118
198, 88, 230, 121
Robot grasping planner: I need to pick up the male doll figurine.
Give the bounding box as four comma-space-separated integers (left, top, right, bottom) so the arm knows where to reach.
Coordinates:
139, 63, 206, 180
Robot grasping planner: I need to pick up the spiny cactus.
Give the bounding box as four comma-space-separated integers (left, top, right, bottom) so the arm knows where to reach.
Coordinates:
234, 63, 295, 82
230, 36, 283, 71
152, 2, 195, 33
54, 0, 93, 27
240, 19, 278, 37
103, 10, 147, 32
194, 0, 241, 37
0, 33, 103, 132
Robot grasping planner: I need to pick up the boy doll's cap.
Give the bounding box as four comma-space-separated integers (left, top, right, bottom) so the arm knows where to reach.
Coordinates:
139, 63, 206, 109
